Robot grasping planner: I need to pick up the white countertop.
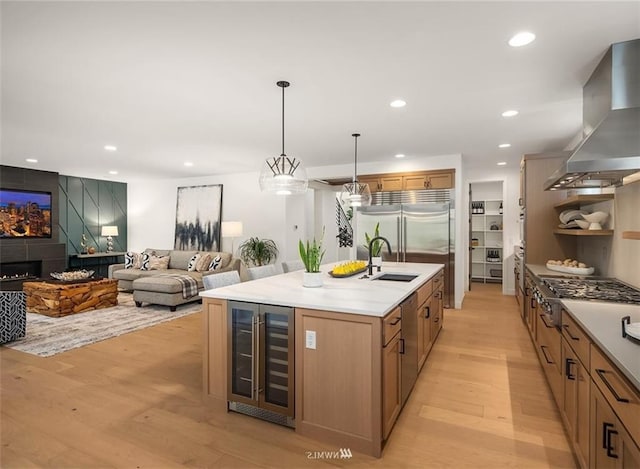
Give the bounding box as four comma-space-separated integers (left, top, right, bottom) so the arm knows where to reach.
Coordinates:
200, 262, 444, 317
561, 300, 640, 391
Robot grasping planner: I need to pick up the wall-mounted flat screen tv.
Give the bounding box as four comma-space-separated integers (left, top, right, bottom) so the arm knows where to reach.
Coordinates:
0, 188, 53, 238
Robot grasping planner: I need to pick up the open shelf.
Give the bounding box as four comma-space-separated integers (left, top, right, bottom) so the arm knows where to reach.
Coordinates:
554, 194, 614, 209
554, 229, 614, 236
622, 231, 640, 240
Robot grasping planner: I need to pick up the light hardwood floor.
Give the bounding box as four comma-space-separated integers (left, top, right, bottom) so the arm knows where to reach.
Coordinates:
1, 284, 576, 468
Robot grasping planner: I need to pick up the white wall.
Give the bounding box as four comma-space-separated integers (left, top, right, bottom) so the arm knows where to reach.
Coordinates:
462, 164, 520, 296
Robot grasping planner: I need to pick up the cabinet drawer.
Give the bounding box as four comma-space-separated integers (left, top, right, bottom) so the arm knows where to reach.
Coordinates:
590, 345, 640, 445
383, 306, 402, 346
432, 270, 444, 291
561, 310, 591, 369
416, 279, 433, 306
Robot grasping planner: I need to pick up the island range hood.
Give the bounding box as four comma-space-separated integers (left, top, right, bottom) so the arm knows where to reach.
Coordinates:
544, 39, 640, 190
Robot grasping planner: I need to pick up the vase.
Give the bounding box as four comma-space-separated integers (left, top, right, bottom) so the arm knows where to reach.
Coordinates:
302, 271, 323, 288
371, 256, 382, 267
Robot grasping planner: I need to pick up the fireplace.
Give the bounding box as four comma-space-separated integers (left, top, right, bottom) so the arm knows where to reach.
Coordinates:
0, 261, 43, 291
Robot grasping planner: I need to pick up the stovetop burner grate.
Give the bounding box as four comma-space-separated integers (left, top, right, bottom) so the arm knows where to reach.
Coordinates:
542, 278, 640, 304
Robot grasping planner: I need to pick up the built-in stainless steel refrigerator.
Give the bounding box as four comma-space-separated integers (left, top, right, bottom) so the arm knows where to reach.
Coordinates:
356, 196, 454, 308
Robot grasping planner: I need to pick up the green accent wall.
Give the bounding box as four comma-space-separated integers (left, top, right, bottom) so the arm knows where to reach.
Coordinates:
58, 176, 127, 255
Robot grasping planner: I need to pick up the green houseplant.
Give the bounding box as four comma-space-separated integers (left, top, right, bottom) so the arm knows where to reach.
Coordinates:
238, 237, 278, 266
364, 222, 382, 257
298, 231, 325, 287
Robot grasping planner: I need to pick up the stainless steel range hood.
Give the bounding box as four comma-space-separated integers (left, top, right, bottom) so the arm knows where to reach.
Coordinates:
544, 39, 640, 190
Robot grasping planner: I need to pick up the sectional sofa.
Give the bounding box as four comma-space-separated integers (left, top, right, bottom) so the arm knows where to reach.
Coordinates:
108, 248, 245, 310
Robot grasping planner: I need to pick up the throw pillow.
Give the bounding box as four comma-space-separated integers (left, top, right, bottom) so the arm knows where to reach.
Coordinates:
148, 255, 170, 270
195, 254, 213, 272
187, 254, 200, 272
208, 254, 222, 271
125, 252, 143, 269
140, 253, 151, 271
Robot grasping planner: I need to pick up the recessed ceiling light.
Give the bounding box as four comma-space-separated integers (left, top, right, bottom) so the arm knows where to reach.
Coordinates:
184, 162, 194, 167
498, 143, 511, 148
390, 99, 406, 108
395, 154, 406, 158
502, 110, 519, 117
497, 162, 507, 166
104, 145, 117, 151
509, 31, 536, 47
25, 158, 38, 163
108, 170, 118, 175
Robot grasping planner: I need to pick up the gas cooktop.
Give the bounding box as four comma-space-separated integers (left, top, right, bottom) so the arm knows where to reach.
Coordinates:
541, 278, 640, 304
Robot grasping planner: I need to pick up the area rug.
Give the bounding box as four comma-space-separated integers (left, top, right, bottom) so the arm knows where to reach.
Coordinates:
2, 293, 202, 357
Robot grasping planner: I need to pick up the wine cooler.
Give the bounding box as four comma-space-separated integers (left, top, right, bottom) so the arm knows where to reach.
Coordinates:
227, 301, 295, 427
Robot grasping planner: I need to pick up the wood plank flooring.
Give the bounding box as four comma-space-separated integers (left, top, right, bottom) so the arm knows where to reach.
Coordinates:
1, 284, 576, 468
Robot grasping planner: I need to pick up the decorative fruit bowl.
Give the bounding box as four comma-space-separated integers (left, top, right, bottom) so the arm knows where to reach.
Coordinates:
329, 261, 368, 278
50, 270, 95, 281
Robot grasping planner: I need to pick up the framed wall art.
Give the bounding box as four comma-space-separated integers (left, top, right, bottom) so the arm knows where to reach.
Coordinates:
174, 184, 223, 251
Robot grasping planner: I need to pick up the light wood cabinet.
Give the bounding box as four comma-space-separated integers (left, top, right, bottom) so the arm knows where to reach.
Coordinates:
520, 152, 576, 265
425, 171, 454, 189
202, 298, 228, 410
591, 382, 640, 468
353, 169, 455, 193
535, 310, 562, 408
380, 176, 403, 192
382, 329, 402, 440
562, 337, 590, 468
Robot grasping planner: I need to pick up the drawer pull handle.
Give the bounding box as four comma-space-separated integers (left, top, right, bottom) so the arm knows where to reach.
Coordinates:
530, 297, 536, 308
603, 422, 619, 459
399, 338, 405, 355
425, 306, 430, 319
540, 345, 553, 364
565, 358, 576, 380
596, 369, 630, 403
390, 317, 401, 326
562, 324, 580, 341
622, 315, 630, 338
539, 314, 554, 329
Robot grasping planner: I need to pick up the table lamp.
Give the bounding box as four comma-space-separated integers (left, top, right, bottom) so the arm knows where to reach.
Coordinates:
101, 226, 119, 252
221, 221, 243, 255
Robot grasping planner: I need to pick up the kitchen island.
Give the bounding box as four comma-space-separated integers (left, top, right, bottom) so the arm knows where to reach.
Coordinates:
200, 262, 444, 457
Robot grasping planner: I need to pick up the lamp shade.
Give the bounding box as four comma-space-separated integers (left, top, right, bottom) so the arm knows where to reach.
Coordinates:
221, 221, 243, 238
101, 226, 119, 237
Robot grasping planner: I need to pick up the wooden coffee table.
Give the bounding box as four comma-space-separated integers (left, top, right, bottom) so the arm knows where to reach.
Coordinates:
23, 278, 118, 317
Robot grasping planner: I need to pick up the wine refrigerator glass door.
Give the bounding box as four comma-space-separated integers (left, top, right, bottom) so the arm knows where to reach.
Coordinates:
259, 304, 294, 417
228, 301, 259, 405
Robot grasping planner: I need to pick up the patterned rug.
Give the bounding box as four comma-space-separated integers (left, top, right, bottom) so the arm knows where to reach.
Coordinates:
2, 293, 202, 357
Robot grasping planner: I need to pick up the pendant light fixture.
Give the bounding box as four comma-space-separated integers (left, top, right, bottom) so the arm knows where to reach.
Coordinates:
340, 133, 371, 208
259, 80, 308, 195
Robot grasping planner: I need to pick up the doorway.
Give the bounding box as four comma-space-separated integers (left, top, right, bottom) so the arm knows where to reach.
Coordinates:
469, 181, 504, 286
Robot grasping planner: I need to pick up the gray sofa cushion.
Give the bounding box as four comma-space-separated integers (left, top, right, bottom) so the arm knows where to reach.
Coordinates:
169, 250, 198, 270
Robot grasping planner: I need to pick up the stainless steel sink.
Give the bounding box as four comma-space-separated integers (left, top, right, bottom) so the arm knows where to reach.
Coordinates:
373, 273, 419, 282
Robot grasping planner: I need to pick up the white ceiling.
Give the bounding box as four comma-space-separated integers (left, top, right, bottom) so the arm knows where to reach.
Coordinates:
2, 1, 639, 182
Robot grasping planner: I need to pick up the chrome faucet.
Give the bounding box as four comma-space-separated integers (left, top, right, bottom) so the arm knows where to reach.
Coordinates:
367, 236, 393, 276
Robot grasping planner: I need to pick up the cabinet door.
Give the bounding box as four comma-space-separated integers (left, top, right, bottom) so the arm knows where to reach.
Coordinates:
228, 302, 259, 405
259, 304, 294, 417
589, 382, 640, 469
382, 332, 402, 440
417, 300, 425, 370
562, 339, 590, 468
380, 176, 403, 191
403, 175, 427, 191
359, 176, 380, 193
430, 292, 441, 343
426, 172, 453, 189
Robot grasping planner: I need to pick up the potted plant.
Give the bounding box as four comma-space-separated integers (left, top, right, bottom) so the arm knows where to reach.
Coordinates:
364, 222, 383, 266
298, 232, 325, 288
238, 237, 279, 267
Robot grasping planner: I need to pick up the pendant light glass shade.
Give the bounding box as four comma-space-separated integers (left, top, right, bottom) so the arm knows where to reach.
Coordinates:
340, 133, 371, 207
259, 81, 308, 195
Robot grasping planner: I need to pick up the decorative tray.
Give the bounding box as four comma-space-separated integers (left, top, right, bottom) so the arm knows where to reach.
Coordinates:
50, 270, 95, 281
545, 263, 594, 276
622, 316, 640, 341
328, 266, 368, 278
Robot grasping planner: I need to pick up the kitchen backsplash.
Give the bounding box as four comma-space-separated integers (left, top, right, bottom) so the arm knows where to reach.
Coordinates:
578, 181, 640, 287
